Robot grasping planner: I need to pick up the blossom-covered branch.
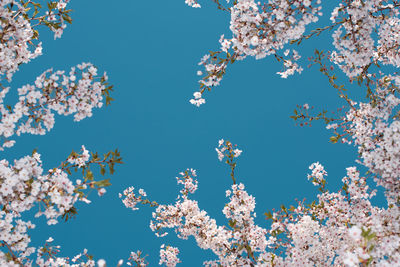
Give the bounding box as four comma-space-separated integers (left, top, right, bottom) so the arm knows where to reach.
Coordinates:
0, 63, 113, 150
0, 146, 122, 265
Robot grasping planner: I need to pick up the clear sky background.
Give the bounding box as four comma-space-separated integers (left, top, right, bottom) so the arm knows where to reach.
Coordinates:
4, 1, 368, 265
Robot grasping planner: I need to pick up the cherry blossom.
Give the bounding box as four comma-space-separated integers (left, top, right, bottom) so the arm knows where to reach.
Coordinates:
159, 245, 180, 267
3, 0, 400, 265
0, 146, 121, 265
0, 0, 73, 81
122, 139, 400, 265
187, 0, 322, 105
0, 63, 112, 150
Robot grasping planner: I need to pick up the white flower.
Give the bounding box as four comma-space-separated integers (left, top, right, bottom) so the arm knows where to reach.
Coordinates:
348, 226, 362, 241
97, 259, 106, 267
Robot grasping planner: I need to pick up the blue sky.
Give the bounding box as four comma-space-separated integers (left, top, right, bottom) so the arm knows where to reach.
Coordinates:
5, 1, 365, 265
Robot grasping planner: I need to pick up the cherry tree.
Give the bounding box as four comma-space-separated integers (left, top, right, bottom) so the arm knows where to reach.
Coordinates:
0, 0, 122, 265
120, 0, 400, 266
2, 0, 400, 266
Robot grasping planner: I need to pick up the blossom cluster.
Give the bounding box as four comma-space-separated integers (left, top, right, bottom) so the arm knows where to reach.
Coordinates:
127, 250, 149, 266
307, 161, 327, 186
323, 75, 400, 204
0, 63, 110, 150
188, 0, 322, 105
330, 0, 400, 78
176, 168, 198, 197
227, 0, 321, 60
119, 186, 149, 211
215, 139, 242, 162
159, 245, 180, 267
0, 0, 72, 81
123, 141, 400, 266
276, 49, 303, 79
0, 146, 121, 265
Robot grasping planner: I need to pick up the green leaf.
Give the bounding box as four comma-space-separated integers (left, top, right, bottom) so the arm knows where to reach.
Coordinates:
95, 179, 111, 187
330, 136, 339, 143
265, 211, 273, 219
86, 170, 94, 181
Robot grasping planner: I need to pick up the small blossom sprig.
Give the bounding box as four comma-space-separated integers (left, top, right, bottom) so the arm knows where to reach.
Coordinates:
190, 51, 237, 107
307, 162, 327, 192
275, 49, 303, 79
290, 102, 343, 129
127, 250, 149, 267
119, 187, 157, 211
159, 245, 181, 267
120, 169, 199, 212
215, 139, 242, 184
176, 168, 198, 197
34, 146, 122, 223
62, 147, 123, 218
